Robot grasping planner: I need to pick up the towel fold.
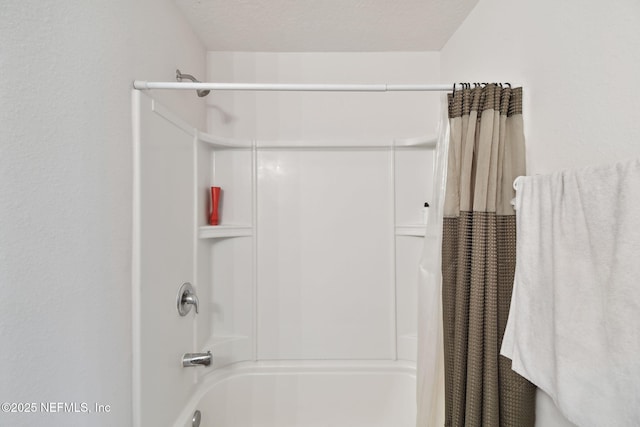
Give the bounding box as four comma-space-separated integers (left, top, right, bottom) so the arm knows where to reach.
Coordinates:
501, 158, 640, 427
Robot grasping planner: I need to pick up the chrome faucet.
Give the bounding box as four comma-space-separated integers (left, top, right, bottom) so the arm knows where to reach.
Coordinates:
182, 351, 212, 367
177, 282, 199, 316
181, 291, 199, 314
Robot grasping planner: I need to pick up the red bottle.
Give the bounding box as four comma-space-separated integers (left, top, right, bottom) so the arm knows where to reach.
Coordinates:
209, 187, 221, 225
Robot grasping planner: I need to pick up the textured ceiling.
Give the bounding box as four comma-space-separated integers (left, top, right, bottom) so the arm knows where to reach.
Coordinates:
174, 0, 479, 52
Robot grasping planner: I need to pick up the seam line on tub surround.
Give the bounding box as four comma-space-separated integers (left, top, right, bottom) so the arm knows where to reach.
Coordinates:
199, 359, 416, 383
196, 360, 417, 396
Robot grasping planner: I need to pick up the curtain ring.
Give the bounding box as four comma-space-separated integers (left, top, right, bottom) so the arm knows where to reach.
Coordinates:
513, 176, 523, 191
505, 82, 512, 88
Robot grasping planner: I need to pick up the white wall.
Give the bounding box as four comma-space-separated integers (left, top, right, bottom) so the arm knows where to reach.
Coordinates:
0, 2, 205, 426
441, 0, 640, 425
441, 0, 640, 175
206, 52, 441, 141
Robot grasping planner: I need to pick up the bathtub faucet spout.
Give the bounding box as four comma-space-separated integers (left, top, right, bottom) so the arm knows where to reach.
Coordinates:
182, 351, 212, 367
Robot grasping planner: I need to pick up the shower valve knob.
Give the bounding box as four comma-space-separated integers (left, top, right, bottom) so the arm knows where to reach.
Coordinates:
177, 282, 199, 316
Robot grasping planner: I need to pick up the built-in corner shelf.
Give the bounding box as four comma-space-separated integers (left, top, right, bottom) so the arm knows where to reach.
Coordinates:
393, 135, 438, 148
198, 132, 252, 150
395, 225, 426, 237
199, 225, 253, 239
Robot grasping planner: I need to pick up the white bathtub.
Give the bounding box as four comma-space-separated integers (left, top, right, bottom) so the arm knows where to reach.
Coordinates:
173, 361, 416, 427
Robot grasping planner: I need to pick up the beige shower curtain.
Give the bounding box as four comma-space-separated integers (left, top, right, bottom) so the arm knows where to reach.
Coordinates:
441, 84, 535, 426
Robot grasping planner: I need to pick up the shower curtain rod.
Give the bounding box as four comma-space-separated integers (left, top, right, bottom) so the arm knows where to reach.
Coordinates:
132, 80, 462, 92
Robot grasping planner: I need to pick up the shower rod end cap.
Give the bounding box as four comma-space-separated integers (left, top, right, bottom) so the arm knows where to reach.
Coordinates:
132, 80, 149, 90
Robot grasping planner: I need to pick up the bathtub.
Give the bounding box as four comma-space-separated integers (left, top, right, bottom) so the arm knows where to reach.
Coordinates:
173, 360, 416, 427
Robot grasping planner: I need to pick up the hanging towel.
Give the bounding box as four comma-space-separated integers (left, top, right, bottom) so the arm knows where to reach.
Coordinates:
501, 158, 640, 427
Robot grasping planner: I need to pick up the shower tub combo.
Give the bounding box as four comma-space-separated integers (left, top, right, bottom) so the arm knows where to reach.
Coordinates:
173, 361, 416, 427
133, 63, 433, 425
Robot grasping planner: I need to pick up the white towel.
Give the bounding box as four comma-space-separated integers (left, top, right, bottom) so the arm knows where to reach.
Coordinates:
501, 159, 640, 427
